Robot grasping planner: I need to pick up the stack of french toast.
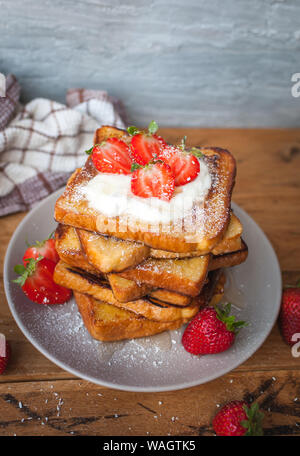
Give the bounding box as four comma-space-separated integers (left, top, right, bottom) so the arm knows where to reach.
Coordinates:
53, 125, 248, 342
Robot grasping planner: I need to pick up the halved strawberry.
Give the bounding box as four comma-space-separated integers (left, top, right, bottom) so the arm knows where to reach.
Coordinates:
128, 121, 167, 165
158, 144, 200, 187
131, 161, 175, 201
88, 137, 132, 175
13, 257, 72, 305
23, 235, 59, 265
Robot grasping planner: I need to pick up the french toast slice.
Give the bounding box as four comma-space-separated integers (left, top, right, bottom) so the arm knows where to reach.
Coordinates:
117, 242, 247, 296
77, 228, 150, 273
55, 224, 99, 275
108, 274, 191, 306
54, 261, 200, 322
74, 292, 185, 342
73, 270, 225, 342
110, 244, 246, 301
150, 213, 243, 258
210, 240, 248, 270
55, 224, 194, 304
54, 126, 236, 253
107, 274, 152, 302
117, 256, 210, 297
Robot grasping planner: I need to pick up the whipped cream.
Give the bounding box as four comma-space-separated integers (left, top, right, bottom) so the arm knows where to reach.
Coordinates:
82, 159, 211, 225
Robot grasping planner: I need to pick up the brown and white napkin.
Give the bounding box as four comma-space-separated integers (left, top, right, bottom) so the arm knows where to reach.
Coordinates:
0, 75, 126, 216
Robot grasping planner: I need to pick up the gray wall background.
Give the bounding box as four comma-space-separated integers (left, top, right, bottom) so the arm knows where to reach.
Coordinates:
1, 0, 300, 127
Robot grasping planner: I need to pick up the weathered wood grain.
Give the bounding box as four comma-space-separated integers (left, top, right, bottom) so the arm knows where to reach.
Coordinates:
0, 370, 299, 436
0, 128, 300, 436
1, 1, 300, 126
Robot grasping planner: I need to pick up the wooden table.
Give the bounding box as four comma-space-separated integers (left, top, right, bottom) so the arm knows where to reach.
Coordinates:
1, 128, 300, 436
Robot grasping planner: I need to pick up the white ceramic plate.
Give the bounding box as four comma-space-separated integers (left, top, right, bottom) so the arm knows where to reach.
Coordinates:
4, 191, 281, 392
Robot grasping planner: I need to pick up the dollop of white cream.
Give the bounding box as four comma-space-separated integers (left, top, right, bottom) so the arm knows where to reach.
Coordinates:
82, 159, 211, 224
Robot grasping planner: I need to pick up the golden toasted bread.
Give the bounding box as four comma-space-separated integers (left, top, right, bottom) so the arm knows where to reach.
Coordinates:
117, 256, 210, 297
73, 270, 225, 341
77, 228, 150, 273
108, 274, 192, 306
74, 292, 185, 341
150, 213, 243, 258
210, 241, 248, 270
55, 224, 194, 304
55, 224, 99, 275
54, 126, 236, 253
117, 242, 247, 296
107, 274, 152, 302
54, 261, 200, 322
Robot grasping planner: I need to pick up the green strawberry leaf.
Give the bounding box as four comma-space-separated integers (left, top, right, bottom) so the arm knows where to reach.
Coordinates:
12, 256, 43, 287
130, 162, 143, 172
127, 126, 140, 136
128, 121, 159, 137
14, 264, 26, 275
215, 303, 248, 333
189, 147, 203, 158
148, 120, 158, 135
242, 403, 264, 436
85, 146, 94, 155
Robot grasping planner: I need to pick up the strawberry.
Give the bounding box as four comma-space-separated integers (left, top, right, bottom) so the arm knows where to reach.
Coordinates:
87, 137, 132, 175
131, 161, 175, 201
279, 280, 300, 346
182, 303, 247, 355
23, 235, 59, 265
13, 257, 72, 305
158, 137, 201, 186
128, 121, 167, 165
0, 340, 11, 375
212, 401, 264, 436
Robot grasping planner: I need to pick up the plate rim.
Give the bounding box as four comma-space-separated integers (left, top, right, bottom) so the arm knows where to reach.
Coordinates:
4, 190, 282, 392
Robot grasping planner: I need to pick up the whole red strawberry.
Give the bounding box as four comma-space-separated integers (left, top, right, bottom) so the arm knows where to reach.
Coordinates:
23, 235, 59, 265
279, 280, 300, 346
0, 340, 11, 375
213, 401, 264, 436
182, 303, 247, 355
13, 256, 72, 305
128, 121, 167, 165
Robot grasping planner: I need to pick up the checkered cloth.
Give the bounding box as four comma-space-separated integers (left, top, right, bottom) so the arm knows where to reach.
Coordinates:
0, 75, 126, 216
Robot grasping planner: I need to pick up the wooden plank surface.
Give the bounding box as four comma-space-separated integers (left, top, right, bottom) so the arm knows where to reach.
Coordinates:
1, 128, 300, 436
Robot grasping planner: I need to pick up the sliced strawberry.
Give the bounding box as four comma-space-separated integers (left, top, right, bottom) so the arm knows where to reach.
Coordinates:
131, 161, 175, 201
13, 257, 72, 305
128, 121, 167, 165
90, 138, 132, 175
158, 144, 200, 187
23, 236, 59, 265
